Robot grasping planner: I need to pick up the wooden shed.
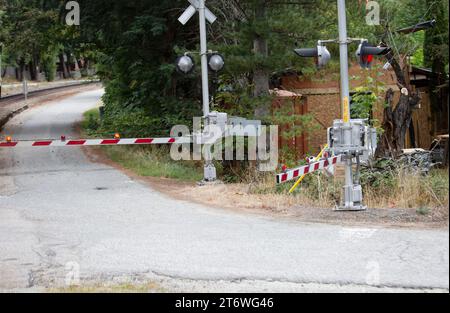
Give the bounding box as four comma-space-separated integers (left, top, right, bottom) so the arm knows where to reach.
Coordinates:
271, 62, 447, 159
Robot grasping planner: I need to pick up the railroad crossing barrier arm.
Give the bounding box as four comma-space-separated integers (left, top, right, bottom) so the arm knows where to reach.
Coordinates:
0, 136, 192, 148
276, 154, 344, 184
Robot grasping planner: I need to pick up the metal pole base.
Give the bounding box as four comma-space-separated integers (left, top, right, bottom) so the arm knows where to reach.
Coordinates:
335, 183, 367, 211
198, 163, 222, 186
203, 162, 217, 182
334, 204, 367, 211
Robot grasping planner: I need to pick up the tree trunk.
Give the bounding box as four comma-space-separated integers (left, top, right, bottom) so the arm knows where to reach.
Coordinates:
59, 53, 70, 78
34, 53, 40, 80
73, 56, 80, 71
65, 52, 72, 78
16, 58, 25, 81
424, 0, 449, 135
29, 60, 37, 81
377, 50, 421, 157
253, 4, 270, 118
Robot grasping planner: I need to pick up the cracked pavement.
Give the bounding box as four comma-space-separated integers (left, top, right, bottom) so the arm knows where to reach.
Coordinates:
0, 89, 448, 292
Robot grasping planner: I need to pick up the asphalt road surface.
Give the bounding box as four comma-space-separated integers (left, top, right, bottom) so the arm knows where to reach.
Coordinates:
0, 89, 448, 292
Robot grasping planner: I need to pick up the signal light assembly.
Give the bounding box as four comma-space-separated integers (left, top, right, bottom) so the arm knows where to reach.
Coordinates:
208, 53, 225, 72
176, 52, 225, 74
294, 43, 331, 69
355, 40, 390, 69
295, 39, 390, 70
175, 54, 195, 74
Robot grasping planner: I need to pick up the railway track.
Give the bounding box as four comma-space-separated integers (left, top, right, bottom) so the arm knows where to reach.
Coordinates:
0, 80, 100, 106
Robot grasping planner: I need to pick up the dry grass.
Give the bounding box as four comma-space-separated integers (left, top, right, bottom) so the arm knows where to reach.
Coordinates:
363, 169, 449, 217
247, 167, 448, 213
51, 281, 164, 293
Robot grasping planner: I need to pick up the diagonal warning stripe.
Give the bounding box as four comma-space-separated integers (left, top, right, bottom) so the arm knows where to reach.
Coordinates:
276, 155, 344, 184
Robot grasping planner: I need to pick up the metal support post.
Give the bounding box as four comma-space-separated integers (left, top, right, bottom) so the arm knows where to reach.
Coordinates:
336, 0, 365, 210
198, 0, 216, 181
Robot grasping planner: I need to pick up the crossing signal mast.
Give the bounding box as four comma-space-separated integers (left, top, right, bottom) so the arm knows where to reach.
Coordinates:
294, 0, 390, 211
176, 0, 261, 183
176, 0, 223, 182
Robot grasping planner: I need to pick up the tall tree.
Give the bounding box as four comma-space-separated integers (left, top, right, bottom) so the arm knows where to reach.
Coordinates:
370, 0, 448, 155
211, 0, 326, 118
424, 0, 449, 134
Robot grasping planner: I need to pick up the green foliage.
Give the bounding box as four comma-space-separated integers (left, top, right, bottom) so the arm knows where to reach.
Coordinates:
82, 108, 101, 136
427, 169, 449, 200
271, 103, 320, 165
416, 207, 430, 215
210, 1, 331, 98
410, 32, 425, 67
77, 0, 204, 136
423, 0, 449, 71
41, 47, 59, 81
272, 105, 317, 139
86, 111, 100, 132
350, 73, 385, 129
0, 0, 98, 82
351, 90, 377, 120
360, 158, 397, 190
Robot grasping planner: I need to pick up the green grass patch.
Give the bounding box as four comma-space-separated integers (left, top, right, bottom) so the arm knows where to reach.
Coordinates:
81, 108, 203, 182
104, 145, 203, 181
82, 108, 101, 136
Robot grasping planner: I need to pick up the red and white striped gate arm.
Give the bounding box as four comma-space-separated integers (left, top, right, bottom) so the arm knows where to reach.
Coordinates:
0, 137, 191, 148
276, 154, 344, 184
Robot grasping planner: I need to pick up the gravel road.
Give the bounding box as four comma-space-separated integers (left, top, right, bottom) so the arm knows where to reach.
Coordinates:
0, 89, 448, 292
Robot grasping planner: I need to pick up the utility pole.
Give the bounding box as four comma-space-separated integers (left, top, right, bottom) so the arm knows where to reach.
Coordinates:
336, 0, 363, 210
198, 0, 210, 117
198, 0, 216, 182
23, 79, 28, 104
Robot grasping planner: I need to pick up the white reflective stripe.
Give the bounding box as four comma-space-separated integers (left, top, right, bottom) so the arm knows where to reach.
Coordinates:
16, 141, 34, 147
116, 139, 136, 145
319, 160, 327, 168
50, 141, 70, 147
85, 139, 103, 145
173, 137, 191, 144
151, 138, 173, 144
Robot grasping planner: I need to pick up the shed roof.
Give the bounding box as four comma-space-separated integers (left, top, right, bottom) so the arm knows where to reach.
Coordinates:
269, 88, 301, 97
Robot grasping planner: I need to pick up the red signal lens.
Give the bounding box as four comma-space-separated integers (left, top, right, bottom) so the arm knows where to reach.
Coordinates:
363, 54, 374, 65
